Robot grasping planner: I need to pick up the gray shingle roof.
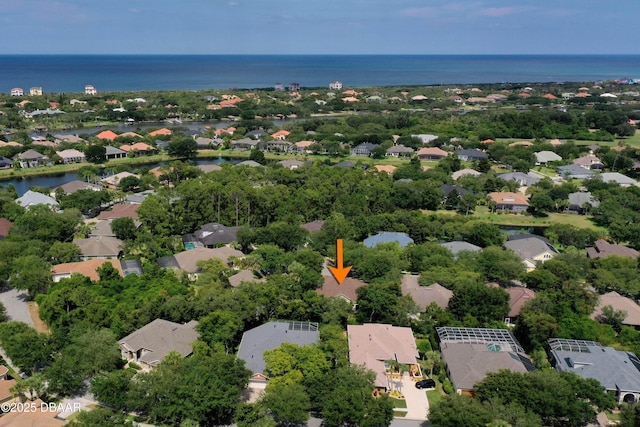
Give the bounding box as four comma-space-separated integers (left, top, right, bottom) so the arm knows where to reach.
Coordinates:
237, 321, 319, 378
119, 319, 199, 367
363, 232, 414, 248
550, 338, 640, 396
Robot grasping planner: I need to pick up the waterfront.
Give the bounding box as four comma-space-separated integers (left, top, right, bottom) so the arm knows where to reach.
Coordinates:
2, 55, 640, 93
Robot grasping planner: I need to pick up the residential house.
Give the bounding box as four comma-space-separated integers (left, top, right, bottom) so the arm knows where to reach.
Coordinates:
120, 142, 157, 156
0, 398, 66, 427
119, 319, 199, 371
549, 338, 640, 403
364, 231, 414, 248
289, 83, 300, 91
85, 85, 98, 95
348, 324, 422, 392
17, 149, 48, 168
231, 138, 260, 150
149, 128, 172, 137
497, 172, 541, 188
236, 160, 262, 168
437, 327, 534, 396
411, 134, 439, 144
96, 203, 139, 220
263, 140, 292, 152
317, 274, 367, 305
245, 129, 268, 140
567, 191, 599, 214
373, 165, 397, 174
238, 321, 320, 382
73, 236, 123, 260
573, 154, 604, 170
439, 184, 473, 201
504, 234, 558, 270
53, 134, 86, 144
452, 168, 481, 180
278, 159, 305, 170
504, 287, 536, 325
52, 180, 101, 197
96, 130, 119, 141
456, 149, 488, 161
386, 145, 414, 158
274, 83, 285, 91
16, 190, 58, 209
329, 81, 343, 90
188, 223, 239, 247
271, 130, 291, 140
104, 145, 127, 160
10, 88, 23, 96
194, 137, 221, 149
158, 247, 244, 279
100, 172, 140, 189
557, 164, 595, 179
300, 220, 325, 233
0, 218, 12, 239
56, 149, 86, 164
534, 151, 562, 165
592, 291, 640, 328
439, 241, 481, 256
401, 275, 452, 311
599, 172, 638, 187
351, 142, 380, 156
0, 156, 12, 169
418, 147, 448, 160
121, 259, 144, 276
587, 239, 639, 259
488, 192, 529, 213
29, 87, 43, 96
292, 140, 315, 154
228, 270, 265, 288
51, 259, 123, 282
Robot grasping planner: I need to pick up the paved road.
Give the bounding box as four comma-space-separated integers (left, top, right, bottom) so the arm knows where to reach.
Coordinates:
0, 287, 34, 326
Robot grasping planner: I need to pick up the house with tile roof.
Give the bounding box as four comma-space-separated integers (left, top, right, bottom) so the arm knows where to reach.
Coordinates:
401, 275, 452, 311
51, 259, 123, 282
587, 239, 639, 259
505, 287, 536, 325
0, 218, 12, 239
0, 398, 66, 427
348, 324, 422, 391
591, 291, 640, 328
271, 130, 291, 140
488, 192, 529, 213
557, 164, 595, 179
73, 236, 123, 260
317, 275, 367, 305
238, 321, 320, 382
437, 327, 534, 396
119, 319, 199, 371
149, 128, 172, 137
120, 142, 156, 155
549, 338, 640, 403
10, 88, 23, 96
96, 203, 139, 220
228, 270, 265, 288
417, 147, 448, 160
96, 130, 118, 141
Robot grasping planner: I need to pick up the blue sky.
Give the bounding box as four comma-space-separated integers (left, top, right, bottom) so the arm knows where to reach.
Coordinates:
2, 0, 639, 55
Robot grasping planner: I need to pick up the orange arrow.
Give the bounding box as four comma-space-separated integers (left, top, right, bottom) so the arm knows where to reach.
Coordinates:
328, 239, 352, 285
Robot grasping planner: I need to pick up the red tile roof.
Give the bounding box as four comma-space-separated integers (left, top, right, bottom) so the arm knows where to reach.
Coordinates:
317, 275, 367, 303
96, 203, 139, 220
0, 218, 12, 237
52, 259, 123, 282
96, 130, 119, 141
506, 287, 536, 317
488, 192, 529, 206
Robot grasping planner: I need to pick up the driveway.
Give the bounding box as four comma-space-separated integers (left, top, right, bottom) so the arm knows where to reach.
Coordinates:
0, 287, 34, 327
389, 376, 429, 421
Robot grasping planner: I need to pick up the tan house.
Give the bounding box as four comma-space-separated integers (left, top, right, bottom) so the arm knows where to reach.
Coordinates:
347, 324, 422, 391
316, 275, 367, 305
592, 291, 640, 328
417, 147, 448, 160
119, 319, 199, 371
52, 259, 123, 282
587, 240, 640, 259
505, 287, 536, 325
488, 192, 529, 213
56, 149, 86, 164
158, 247, 244, 280
401, 275, 452, 311
504, 235, 557, 270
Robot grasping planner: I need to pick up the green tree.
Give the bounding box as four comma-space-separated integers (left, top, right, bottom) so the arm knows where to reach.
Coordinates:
111, 217, 137, 240
10, 255, 51, 300
197, 310, 244, 354
90, 369, 136, 411
250, 149, 266, 165
167, 137, 198, 159
47, 241, 81, 264
84, 145, 107, 164
67, 407, 132, 426
261, 382, 310, 426
447, 283, 510, 325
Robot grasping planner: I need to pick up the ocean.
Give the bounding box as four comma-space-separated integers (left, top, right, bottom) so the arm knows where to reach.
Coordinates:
1, 55, 639, 93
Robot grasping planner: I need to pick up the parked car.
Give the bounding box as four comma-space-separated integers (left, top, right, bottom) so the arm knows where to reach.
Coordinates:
415, 379, 436, 389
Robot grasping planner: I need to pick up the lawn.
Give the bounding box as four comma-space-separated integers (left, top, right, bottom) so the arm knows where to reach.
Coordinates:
391, 398, 407, 408
470, 206, 606, 232
393, 411, 407, 417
